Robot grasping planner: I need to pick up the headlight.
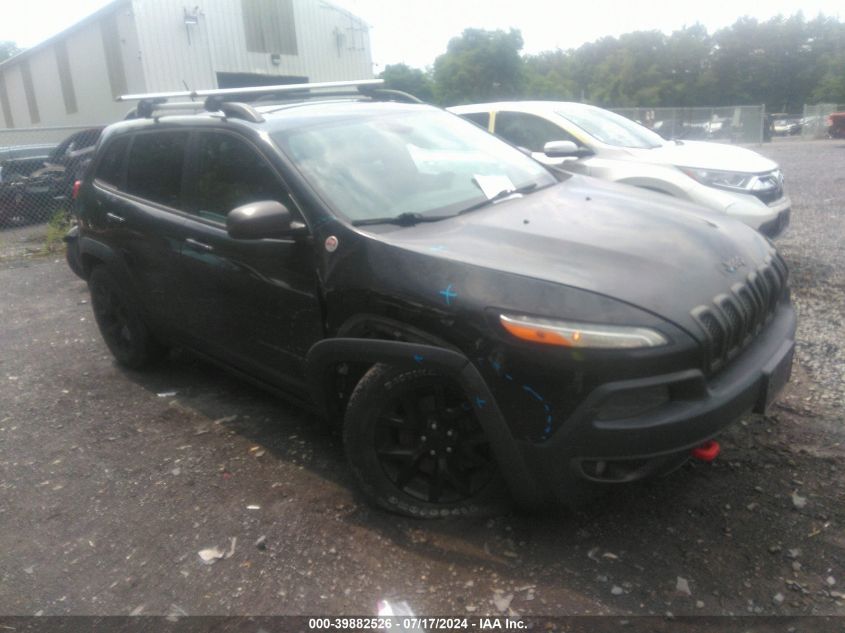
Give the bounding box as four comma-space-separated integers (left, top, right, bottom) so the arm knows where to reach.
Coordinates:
499, 314, 668, 349
680, 167, 752, 191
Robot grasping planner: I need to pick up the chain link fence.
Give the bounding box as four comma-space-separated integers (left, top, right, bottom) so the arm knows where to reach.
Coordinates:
801, 103, 845, 139
0, 125, 101, 261
610, 105, 766, 144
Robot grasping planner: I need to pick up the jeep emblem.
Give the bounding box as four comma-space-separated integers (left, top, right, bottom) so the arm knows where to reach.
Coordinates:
721, 256, 746, 273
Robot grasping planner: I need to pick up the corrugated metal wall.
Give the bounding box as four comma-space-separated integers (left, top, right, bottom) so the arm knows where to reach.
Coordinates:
0, 1, 142, 128
133, 0, 373, 92
0, 0, 373, 130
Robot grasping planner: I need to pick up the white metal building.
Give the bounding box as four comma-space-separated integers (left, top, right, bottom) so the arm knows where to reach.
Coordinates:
0, 0, 373, 129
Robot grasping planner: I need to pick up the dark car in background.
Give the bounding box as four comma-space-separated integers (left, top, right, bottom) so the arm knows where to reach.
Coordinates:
0, 142, 57, 166
71, 81, 796, 517
772, 116, 802, 136
0, 127, 102, 226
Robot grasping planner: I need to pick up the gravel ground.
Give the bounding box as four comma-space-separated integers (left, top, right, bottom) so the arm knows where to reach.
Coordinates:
0, 222, 50, 261
762, 137, 845, 416
0, 139, 843, 620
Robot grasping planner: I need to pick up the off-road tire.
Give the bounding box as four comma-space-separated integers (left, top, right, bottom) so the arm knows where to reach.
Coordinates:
88, 266, 166, 369
343, 363, 510, 518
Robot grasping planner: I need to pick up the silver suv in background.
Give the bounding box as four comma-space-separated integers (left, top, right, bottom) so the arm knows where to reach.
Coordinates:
449, 101, 791, 237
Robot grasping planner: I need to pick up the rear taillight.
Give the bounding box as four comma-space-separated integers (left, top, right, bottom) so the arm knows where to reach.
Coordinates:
72, 180, 82, 200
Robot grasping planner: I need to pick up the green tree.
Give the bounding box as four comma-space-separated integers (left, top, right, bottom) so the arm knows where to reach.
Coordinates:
404, 14, 845, 110
523, 51, 577, 100
811, 52, 845, 103
433, 28, 525, 105
0, 41, 21, 63
379, 63, 434, 102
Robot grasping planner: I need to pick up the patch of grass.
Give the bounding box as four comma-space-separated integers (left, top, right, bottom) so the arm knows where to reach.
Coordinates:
42, 209, 71, 255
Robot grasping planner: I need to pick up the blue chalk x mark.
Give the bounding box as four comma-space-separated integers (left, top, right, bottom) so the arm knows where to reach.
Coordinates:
475, 397, 486, 408
505, 373, 513, 381
413, 354, 424, 364
523, 385, 544, 402
439, 284, 457, 306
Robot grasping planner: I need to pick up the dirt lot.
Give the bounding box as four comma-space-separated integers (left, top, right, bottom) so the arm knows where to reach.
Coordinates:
0, 138, 843, 620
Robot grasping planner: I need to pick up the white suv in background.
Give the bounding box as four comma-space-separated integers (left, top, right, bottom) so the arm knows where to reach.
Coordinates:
449, 101, 791, 237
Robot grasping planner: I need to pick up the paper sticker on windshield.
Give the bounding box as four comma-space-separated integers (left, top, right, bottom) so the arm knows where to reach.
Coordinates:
473, 174, 515, 200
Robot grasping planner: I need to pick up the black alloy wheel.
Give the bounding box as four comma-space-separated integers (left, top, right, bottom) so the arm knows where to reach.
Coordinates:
92, 279, 135, 358
344, 364, 508, 517
375, 379, 494, 504
88, 266, 165, 369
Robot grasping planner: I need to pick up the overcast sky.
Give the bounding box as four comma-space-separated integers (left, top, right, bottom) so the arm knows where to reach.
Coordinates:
3, 0, 842, 70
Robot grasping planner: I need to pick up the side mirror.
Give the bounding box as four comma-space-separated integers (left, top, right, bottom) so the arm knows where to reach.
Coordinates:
543, 140, 591, 158
226, 200, 304, 240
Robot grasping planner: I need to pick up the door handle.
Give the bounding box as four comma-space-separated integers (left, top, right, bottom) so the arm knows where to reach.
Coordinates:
185, 238, 214, 252
105, 212, 126, 224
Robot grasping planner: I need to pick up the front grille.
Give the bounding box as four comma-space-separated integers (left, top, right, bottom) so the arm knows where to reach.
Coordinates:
752, 186, 784, 205
692, 255, 788, 373
750, 170, 784, 205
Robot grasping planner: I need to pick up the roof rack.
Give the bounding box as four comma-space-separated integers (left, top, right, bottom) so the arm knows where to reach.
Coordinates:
118, 78, 423, 122
116, 79, 385, 102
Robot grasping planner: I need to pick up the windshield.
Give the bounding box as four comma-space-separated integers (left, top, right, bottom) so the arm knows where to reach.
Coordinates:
555, 104, 666, 149
271, 109, 556, 223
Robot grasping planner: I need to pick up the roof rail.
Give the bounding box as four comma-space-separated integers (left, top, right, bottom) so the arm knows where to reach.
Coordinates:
124, 98, 266, 122
356, 85, 423, 104
116, 79, 384, 102
118, 79, 426, 123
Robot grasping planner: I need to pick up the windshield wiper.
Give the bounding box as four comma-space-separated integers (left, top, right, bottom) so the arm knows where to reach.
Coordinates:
352, 183, 545, 227
351, 212, 452, 227
457, 182, 539, 216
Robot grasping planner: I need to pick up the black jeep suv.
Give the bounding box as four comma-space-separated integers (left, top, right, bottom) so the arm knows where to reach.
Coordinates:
71, 82, 796, 517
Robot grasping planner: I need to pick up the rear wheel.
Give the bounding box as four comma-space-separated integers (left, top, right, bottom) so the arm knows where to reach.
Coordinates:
343, 364, 509, 518
88, 266, 166, 369
64, 233, 84, 279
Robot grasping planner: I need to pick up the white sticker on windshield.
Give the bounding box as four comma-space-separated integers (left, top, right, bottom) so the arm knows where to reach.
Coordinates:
473, 174, 515, 200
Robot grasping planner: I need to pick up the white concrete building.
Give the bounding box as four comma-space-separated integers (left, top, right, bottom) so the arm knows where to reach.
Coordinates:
0, 0, 373, 129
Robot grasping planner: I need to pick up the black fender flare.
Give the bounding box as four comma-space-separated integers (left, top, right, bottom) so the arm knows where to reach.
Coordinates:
305, 337, 543, 507
76, 236, 150, 321
78, 235, 119, 277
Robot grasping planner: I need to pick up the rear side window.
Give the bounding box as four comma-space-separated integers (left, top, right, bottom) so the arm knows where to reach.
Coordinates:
460, 112, 490, 130
496, 112, 578, 152
125, 132, 189, 208
94, 136, 130, 188
189, 132, 287, 223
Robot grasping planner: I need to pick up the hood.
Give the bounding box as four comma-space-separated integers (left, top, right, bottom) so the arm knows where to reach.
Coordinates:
364, 176, 775, 335
626, 140, 778, 173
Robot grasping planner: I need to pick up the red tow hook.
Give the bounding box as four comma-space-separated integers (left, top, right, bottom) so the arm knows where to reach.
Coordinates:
691, 440, 720, 463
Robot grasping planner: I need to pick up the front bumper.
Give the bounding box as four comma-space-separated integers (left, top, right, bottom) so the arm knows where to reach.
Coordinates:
723, 193, 791, 238
758, 207, 791, 238
515, 301, 796, 501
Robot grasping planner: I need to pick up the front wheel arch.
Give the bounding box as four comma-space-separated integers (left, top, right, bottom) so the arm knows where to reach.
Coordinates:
304, 337, 544, 509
